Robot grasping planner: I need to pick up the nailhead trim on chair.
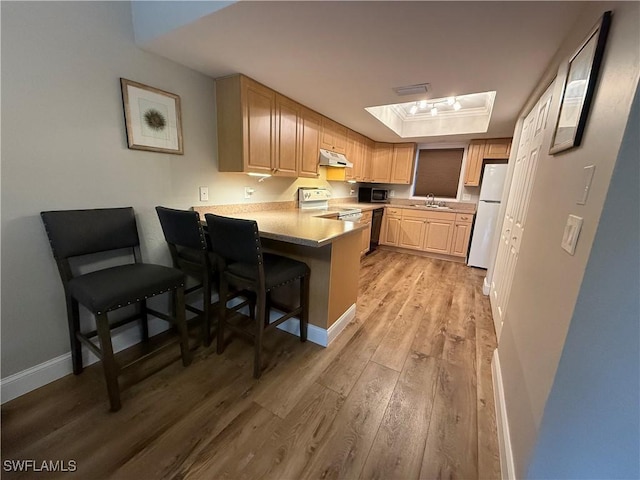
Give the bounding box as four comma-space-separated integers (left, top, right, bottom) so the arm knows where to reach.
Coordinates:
99, 283, 185, 314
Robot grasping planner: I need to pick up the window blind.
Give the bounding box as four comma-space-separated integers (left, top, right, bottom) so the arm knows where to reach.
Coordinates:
413, 148, 464, 198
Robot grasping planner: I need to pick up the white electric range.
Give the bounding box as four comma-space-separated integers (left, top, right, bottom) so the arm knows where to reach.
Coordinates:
298, 188, 362, 221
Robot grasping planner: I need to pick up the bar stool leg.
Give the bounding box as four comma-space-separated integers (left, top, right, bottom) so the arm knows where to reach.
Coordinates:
217, 275, 229, 354
139, 299, 149, 342
174, 286, 191, 367
202, 272, 212, 347
66, 296, 83, 374
95, 313, 121, 412
254, 290, 267, 379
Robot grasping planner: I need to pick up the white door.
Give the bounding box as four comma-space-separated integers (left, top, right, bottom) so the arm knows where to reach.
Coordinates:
490, 83, 554, 338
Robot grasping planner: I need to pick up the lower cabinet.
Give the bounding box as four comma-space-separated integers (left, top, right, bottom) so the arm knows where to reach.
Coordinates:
380, 208, 474, 260
360, 210, 373, 256
450, 214, 474, 257
380, 208, 402, 246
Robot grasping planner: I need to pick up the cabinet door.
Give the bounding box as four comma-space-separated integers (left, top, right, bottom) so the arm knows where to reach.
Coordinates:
371, 143, 393, 182
243, 79, 276, 173
361, 221, 372, 255
451, 222, 472, 257
485, 138, 512, 159
298, 107, 321, 178
359, 137, 374, 182
381, 215, 401, 246
464, 140, 485, 186
390, 143, 416, 184
320, 117, 347, 154
423, 219, 454, 253
399, 216, 427, 250
345, 129, 360, 181
274, 94, 299, 177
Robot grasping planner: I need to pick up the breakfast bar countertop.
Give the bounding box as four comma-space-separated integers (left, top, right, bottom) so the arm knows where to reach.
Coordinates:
197, 209, 365, 248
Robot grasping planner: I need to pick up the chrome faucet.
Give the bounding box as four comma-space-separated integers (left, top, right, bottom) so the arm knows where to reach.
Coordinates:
425, 193, 435, 206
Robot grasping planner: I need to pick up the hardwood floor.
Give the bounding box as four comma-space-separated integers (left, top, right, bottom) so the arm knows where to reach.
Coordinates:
1, 251, 500, 479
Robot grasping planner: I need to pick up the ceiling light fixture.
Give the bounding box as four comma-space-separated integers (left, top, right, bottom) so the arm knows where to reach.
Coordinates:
430, 107, 438, 116
453, 101, 462, 111
419, 100, 428, 109
409, 104, 419, 115
447, 97, 455, 106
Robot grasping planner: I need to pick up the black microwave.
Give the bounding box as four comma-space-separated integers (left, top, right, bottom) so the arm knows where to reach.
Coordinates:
358, 187, 389, 203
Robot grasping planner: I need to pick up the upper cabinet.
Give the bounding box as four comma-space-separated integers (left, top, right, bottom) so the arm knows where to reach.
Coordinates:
390, 143, 416, 184
274, 94, 300, 177
464, 138, 512, 186
370, 143, 393, 182
217, 75, 278, 175
320, 117, 347, 154
298, 107, 322, 178
485, 138, 512, 159
464, 140, 486, 186
216, 74, 418, 182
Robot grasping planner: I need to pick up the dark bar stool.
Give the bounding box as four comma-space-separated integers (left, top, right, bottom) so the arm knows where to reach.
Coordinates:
41, 207, 191, 411
155, 206, 253, 346
205, 213, 310, 378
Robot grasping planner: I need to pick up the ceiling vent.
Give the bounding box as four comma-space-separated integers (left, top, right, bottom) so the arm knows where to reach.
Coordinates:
392, 83, 430, 96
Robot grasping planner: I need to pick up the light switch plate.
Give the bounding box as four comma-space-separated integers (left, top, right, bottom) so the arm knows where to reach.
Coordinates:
578, 165, 595, 205
199, 186, 209, 202
244, 187, 255, 199
561, 214, 583, 255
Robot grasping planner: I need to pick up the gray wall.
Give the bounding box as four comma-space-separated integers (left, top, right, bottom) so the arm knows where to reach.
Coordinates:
495, 2, 640, 475
1, 1, 349, 378
527, 81, 639, 480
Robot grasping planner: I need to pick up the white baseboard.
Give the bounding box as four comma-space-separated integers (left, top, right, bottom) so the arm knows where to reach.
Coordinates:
274, 304, 357, 347
0, 318, 169, 405
492, 349, 516, 480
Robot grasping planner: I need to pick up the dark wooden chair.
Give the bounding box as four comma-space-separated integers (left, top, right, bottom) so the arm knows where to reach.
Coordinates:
41, 207, 191, 411
204, 213, 310, 378
155, 206, 253, 346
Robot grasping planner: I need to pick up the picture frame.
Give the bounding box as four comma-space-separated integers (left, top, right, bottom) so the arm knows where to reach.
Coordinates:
120, 78, 183, 155
549, 11, 611, 155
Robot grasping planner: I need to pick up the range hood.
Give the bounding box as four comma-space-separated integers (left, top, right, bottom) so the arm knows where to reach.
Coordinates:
318, 149, 353, 168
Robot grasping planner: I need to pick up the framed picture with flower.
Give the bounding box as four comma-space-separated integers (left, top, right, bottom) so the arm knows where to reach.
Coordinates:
120, 78, 183, 154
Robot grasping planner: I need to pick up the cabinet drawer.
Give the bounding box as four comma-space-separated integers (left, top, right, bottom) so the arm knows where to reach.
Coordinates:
360, 210, 373, 222
455, 213, 474, 223
385, 207, 403, 217
425, 211, 456, 221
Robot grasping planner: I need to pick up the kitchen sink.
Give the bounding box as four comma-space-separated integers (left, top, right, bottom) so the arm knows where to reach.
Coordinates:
410, 204, 452, 210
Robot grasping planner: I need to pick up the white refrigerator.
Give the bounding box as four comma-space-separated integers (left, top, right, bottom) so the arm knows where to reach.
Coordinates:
467, 164, 508, 269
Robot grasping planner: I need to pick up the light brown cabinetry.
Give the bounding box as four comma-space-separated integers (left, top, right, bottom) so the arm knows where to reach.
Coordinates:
370, 143, 393, 183
485, 138, 512, 159
217, 75, 301, 176
390, 143, 416, 184
345, 129, 365, 182
381, 207, 474, 260
298, 107, 322, 178
274, 94, 300, 177
380, 207, 402, 246
464, 140, 486, 186
450, 213, 474, 257
320, 117, 347, 154
399, 212, 427, 250
423, 214, 455, 254
359, 210, 373, 256
464, 138, 512, 186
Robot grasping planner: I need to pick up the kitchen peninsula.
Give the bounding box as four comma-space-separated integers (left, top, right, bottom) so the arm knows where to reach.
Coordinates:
193, 205, 365, 347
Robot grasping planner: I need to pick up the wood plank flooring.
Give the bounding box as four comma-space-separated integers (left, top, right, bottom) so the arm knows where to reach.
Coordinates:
1, 250, 500, 480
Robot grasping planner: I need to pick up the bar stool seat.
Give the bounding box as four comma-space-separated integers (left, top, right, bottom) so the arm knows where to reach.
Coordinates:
226, 253, 310, 290
68, 264, 183, 314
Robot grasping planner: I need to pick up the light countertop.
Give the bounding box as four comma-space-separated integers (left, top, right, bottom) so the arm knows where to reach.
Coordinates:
206, 210, 365, 248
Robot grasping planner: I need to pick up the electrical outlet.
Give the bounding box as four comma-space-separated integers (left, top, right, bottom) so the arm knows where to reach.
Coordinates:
349, 188, 355, 196
244, 187, 255, 199
462, 193, 471, 201
199, 186, 209, 202
389, 190, 395, 197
